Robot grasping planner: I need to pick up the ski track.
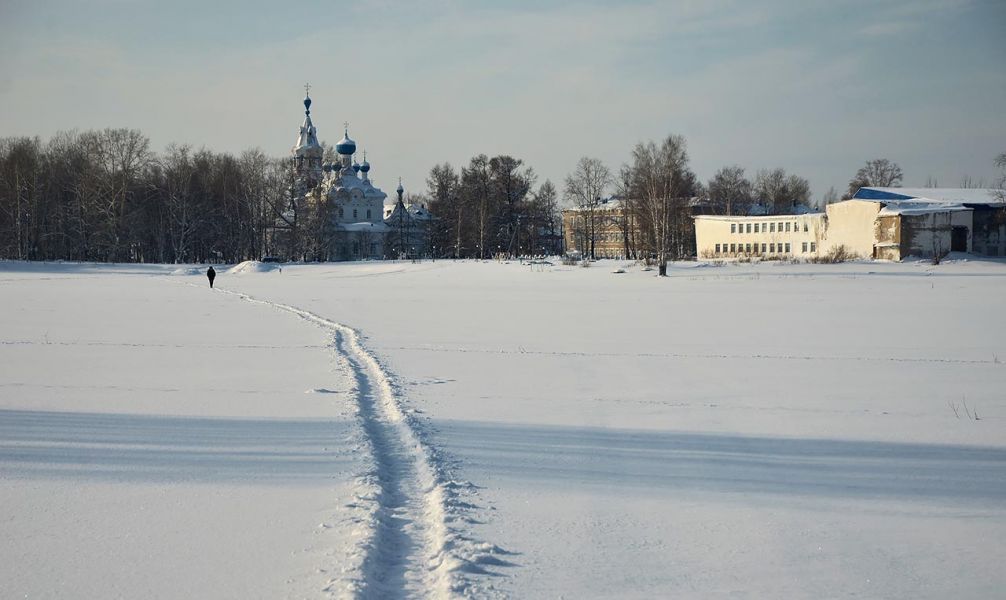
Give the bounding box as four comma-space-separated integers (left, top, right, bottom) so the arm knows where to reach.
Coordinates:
202, 284, 508, 599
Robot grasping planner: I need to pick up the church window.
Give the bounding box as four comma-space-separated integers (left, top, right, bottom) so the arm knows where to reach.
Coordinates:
367, 209, 372, 219
353, 209, 358, 219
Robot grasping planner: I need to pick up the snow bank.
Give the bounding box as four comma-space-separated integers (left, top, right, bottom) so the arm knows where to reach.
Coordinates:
228, 260, 281, 274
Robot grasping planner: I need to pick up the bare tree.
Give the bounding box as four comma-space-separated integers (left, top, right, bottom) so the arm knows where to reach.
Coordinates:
753, 168, 811, 214
426, 162, 461, 257
995, 153, 1006, 202
846, 158, 903, 198
626, 134, 698, 275
822, 186, 840, 206
563, 156, 612, 259
707, 165, 752, 216
960, 175, 986, 189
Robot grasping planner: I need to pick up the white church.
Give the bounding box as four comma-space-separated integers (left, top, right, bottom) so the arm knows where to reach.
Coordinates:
275, 89, 432, 261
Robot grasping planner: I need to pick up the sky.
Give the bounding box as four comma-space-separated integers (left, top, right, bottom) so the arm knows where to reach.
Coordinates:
1, 0, 1004, 203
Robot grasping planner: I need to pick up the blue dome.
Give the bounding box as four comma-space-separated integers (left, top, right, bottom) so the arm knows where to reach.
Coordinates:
360, 161, 371, 173
335, 130, 356, 155
352, 161, 361, 173
303, 96, 312, 113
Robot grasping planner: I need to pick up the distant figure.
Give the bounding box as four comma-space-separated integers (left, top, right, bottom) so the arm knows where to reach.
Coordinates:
206, 266, 216, 288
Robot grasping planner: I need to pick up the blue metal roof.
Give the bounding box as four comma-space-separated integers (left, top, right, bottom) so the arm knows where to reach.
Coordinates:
853, 188, 915, 201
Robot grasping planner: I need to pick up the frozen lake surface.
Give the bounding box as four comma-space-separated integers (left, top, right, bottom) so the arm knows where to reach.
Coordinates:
2, 258, 1005, 598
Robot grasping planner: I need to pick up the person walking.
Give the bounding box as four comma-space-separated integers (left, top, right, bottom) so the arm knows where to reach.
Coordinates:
206, 266, 216, 288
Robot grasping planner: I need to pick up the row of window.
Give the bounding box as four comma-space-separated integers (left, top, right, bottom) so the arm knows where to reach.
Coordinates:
714, 241, 818, 255
338, 208, 372, 219
730, 221, 808, 234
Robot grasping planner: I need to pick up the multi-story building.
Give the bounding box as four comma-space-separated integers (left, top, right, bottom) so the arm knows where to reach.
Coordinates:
693, 213, 826, 259
561, 198, 634, 259
694, 188, 1006, 261
562, 197, 710, 259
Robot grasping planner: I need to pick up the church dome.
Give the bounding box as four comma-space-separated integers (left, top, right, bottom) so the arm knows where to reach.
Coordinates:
352, 160, 361, 173
360, 159, 371, 173
336, 129, 356, 155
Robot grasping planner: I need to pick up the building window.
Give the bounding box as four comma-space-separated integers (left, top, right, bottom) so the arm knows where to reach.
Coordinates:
761, 243, 767, 253
746, 223, 752, 233
802, 242, 808, 253
770, 243, 775, 252
778, 222, 783, 231
810, 242, 816, 252
367, 209, 372, 219
803, 222, 809, 232
785, 222, 791, 232
715, 244, 721, 253
784, 243, 791, 253
353, 208, 358, 219
730, 243, 736, 253
754, 223, 760, 233
770, 223, 775, 233
731, 223, 736, 233
745, 243, 752, 253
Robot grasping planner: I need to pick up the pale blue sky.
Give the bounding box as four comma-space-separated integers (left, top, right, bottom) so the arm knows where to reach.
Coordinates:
2, 0, 1004, 201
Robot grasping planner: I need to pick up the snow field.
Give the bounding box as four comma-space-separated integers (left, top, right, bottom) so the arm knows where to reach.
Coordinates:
214, 287, 506, 598
2, 257, 1006, 598
221, 257, 1006, 598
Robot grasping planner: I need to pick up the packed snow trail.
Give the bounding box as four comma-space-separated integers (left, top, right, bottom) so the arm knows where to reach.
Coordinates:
207, 285, 504, 599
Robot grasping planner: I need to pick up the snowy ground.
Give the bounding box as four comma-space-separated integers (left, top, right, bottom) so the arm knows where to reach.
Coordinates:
2, 257, 1005, 598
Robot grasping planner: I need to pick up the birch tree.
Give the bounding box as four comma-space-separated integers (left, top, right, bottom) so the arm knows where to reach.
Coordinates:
563, 156, 611, 259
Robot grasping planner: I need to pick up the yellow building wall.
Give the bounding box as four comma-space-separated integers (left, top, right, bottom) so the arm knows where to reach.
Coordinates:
821, 200, 881, 259
695, 214, 826, 258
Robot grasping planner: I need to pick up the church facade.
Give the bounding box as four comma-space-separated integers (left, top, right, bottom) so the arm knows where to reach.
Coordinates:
273, 91, 432, 261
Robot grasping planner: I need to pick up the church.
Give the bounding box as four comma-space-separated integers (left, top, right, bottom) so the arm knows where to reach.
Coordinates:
275, 89, 432, 261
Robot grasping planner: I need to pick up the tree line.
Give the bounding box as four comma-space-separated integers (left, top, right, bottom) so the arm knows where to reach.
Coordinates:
424, 155, 561, 259
2, 127, 1002, 264
0, 129, 290, 263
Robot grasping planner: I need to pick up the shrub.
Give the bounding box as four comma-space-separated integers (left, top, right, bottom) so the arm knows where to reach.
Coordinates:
810, 244, 853, 263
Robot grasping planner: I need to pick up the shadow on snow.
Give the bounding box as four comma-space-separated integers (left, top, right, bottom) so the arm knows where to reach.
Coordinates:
0, 409, 353, 485
436, 420, 1006, 504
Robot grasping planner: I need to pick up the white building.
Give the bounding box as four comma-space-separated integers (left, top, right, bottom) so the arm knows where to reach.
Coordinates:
695, 188, 1005, 261
693, 213, 826, 259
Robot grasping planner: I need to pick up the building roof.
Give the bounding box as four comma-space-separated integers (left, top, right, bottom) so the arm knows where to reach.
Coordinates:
338, 222, 390, 233
854, 187, 1004, 206
694, 212, 825, 222
877, 201, 972, 216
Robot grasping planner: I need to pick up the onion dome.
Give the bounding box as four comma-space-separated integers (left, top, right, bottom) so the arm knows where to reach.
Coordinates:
396, 178, 404, 194
352, 160, 361, 173
335, 124, 356, 155
303, 95, 312, 114
360, 151, 371, 173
